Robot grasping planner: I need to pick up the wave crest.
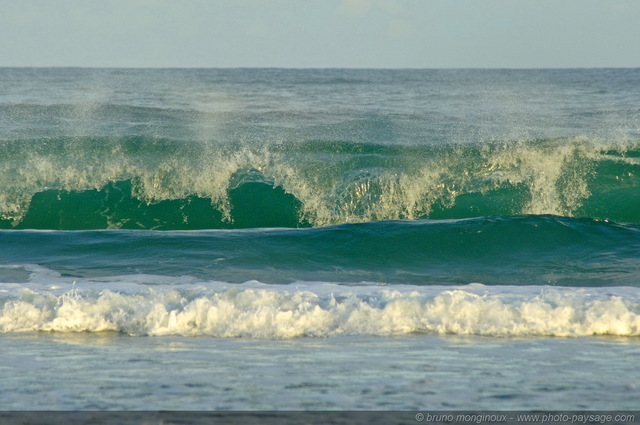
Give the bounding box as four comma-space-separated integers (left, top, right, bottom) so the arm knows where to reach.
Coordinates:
1, 137, 638, 229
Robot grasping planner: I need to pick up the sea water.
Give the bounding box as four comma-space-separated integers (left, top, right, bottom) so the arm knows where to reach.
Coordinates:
0, 68, 639, 411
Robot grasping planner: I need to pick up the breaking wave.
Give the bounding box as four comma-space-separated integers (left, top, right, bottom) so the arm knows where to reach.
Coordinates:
0, 136, 638, 229
1, 279, 639, 338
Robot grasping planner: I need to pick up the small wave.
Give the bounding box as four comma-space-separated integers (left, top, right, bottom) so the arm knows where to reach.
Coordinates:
2, 216, 640, 286
1, 282, 639, 338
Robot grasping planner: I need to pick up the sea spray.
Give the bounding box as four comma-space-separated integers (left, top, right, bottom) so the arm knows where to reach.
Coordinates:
1, 137, 638, 229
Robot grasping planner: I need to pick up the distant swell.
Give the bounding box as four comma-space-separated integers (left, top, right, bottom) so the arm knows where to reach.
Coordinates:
0, 136, 639, 229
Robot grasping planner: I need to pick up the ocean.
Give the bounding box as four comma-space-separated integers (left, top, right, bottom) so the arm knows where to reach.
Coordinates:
0, 68, 639, 414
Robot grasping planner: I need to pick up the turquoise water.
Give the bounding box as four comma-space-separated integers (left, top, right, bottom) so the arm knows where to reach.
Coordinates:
1, 68, 639, 410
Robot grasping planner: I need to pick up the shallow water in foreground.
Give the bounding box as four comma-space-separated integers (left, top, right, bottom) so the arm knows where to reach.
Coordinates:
2, 333, 639, 410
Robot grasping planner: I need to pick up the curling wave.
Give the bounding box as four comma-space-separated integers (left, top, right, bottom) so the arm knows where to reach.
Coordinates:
0, 136, 638, 229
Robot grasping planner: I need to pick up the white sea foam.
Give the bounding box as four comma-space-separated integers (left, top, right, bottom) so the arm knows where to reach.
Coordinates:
1, 273, 639, 338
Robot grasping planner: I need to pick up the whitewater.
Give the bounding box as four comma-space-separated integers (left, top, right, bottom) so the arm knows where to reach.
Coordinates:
1, 68, 639, 412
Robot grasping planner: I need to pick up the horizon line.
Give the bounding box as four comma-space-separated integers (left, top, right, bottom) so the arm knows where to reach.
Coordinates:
1, 65, 639, 71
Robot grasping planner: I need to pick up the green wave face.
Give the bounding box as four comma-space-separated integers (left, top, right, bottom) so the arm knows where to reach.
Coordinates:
2, 179, 302, 230
0, 136, 638, 230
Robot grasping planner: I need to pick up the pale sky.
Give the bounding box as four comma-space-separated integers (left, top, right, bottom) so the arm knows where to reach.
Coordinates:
1, 0, 639, 68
